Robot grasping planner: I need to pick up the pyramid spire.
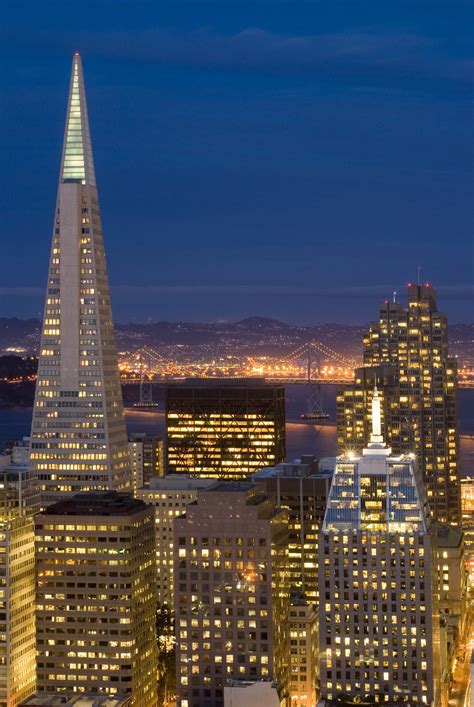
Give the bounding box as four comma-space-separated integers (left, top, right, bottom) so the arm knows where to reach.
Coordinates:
61, 53, 96, 186
30, 55, 131, 506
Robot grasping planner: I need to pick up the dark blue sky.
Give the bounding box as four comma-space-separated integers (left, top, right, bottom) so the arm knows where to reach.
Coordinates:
1, 0, 473, 324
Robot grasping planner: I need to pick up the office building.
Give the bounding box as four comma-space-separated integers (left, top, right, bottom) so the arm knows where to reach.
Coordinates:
253, 456, 332, 606
30, 53, 130, 505
461, 478, 474, 588
436, 525, 467, 622
166, 378, 285, 480
20, 695, 131, 707
0, 456, 38, 706
288, 594, 318, 707
320, 388, 440, 704
35, 492, 158, 706
129, 433, 164, 493
136, 474, 215, 606
174, 483, 290, 706
337, 283, 460, 525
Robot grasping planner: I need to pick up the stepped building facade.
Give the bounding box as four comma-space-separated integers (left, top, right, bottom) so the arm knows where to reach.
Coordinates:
337, 283, 460, 524
30, 54, 131, 505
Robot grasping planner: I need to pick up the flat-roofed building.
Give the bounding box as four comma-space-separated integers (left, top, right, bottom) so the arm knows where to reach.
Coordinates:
174, 482, 290, 706
166, 378, 285, 480
19, 694, 131, 706
35, 492, 157, 706
136, 474, 215, 606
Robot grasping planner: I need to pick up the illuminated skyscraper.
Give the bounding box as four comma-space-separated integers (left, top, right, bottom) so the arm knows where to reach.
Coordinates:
320, 390, 440, 703
174, 483, 290, 706
35, 491, 158, 705
252, 456, 332, 607
337, 283, 460, 525
136, 474, 215, 606
0, 456, 38, 706
129, 432, 164, 493
30, 54, 131, 505
166, 378, 285, 480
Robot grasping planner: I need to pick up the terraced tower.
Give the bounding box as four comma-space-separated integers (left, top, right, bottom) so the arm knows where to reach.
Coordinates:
30, 54, 131, 505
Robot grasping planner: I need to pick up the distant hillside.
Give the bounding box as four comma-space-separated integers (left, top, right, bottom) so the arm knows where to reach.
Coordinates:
0, 317, 471, 363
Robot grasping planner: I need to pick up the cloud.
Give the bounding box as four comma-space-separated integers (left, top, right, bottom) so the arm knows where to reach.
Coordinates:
114, 284, 474, 300
0, 25, 470, 86
2, 284, 472, 302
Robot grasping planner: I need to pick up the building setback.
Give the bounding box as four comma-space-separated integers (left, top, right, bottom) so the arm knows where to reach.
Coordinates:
320, 389, 440, 704
35, 492, 158, 706
30, 54, 131, 506
337, 283, 460, 525
174, 483, 290, 706
166, 378, 285, 480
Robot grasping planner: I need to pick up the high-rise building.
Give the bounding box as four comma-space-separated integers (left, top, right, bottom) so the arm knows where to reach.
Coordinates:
35, 491, 158, 706
252, 456, 332, 607
337, 283, 460, 525
288, 594, 318, 707
0, 456, 38, 706
174, 483, 290, 707
320, 389, 440, 704
30, 54, 130, 506
136, 474, 215, 606
461, 477, 474, 588
167, 378, 285, 480
20, 694, 131, 707
129, 433, 164, 493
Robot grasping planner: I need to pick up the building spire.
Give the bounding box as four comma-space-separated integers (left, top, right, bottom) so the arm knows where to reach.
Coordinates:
61, 53, 96, 186
30, 54, 130, 505
370, 385, 383, 444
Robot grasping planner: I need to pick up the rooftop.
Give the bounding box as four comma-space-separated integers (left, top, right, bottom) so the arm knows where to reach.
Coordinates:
437, 524, 464, 548
206, 481, 256, 493
20, 695, 130, 707
40, 491, 149, 517
142, 474, 216, 492
170, 377, 275, 387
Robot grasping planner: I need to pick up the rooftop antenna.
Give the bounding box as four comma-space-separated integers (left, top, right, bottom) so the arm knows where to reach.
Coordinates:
417, 266, 422, 286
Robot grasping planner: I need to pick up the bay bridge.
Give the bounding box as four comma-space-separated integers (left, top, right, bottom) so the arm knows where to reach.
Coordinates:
120, 340, 355, 416
120, 339, 474, 412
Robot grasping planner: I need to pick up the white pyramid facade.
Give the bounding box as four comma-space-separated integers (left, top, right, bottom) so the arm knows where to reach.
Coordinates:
31, 54, 131, 505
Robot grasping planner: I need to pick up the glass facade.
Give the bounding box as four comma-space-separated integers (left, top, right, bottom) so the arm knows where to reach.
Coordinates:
166, 380, 285, 480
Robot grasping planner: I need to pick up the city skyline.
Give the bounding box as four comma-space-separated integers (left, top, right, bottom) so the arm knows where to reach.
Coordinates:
0, 5, 472, 704
1, 1, 473, 324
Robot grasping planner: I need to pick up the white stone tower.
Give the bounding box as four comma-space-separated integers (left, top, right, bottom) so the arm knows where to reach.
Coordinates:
30, 54, 131, 505
318, 388, 440, 703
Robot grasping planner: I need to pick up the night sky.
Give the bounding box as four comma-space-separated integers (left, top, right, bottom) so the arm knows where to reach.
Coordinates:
1, 0, 472, 324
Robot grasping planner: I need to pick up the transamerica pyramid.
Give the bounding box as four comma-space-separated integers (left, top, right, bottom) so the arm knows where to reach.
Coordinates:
30, 54, 131, 505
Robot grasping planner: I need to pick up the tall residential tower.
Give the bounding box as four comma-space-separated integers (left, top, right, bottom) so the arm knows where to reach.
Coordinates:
30, 54, 131, 505
337, 283, 460, 524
